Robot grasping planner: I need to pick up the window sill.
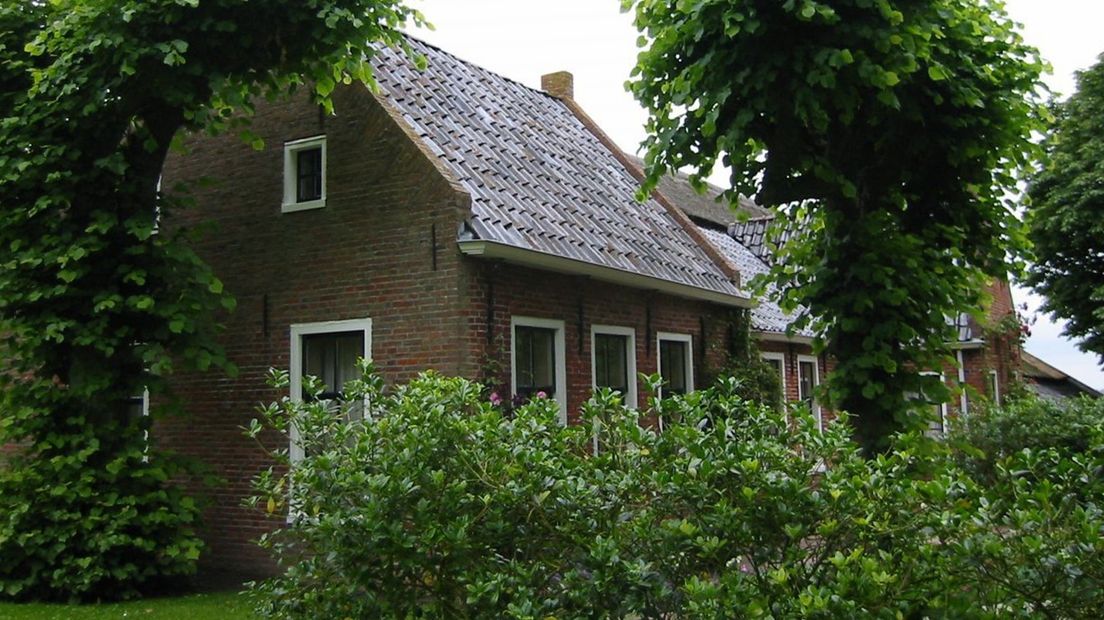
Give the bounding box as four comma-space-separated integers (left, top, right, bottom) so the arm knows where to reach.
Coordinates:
282, 198, 326, 213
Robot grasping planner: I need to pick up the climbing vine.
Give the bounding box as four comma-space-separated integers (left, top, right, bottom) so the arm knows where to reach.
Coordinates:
0, 0, 421, 600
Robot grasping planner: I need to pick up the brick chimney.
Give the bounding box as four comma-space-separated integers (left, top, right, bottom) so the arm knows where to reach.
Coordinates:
541, 71, 574, 100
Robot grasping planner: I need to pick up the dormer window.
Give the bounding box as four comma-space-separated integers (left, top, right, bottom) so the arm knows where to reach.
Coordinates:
283, 135, 326, 212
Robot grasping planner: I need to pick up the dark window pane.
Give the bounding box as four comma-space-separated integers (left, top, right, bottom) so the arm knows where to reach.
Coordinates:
296, 147, 323, 202
660, 339, 688, 395
516, 326, 556, 398
594, 333, 629, 393
302, 331, 363, 399
765, 357, 784, 395
124, 395, 146, 423
798, 361, 816, 406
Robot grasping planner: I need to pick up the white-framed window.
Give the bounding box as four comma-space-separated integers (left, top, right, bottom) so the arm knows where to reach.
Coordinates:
919, 372, 949, 436
987, 369, 1000, 405
760, 351, 786, 400
125, 388, 151, 460
590, 325, 638, 408
657, 332, 694, 399
797, 354, 821, 430
282, 135, 327, 213
511, 316, 567, 423
124, 388, 150, 423
289, 318, 372, 462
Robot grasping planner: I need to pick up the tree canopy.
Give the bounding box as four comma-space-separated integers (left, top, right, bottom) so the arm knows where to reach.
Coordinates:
625, 0, 1047, 451
0, 0, 420, 599
1026, 53, 1104, 362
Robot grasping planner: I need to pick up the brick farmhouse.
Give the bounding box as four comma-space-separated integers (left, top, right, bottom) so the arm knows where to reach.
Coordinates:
146, 37, 1033, 574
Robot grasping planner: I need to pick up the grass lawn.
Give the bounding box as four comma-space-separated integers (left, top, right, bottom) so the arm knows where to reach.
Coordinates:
0, 591, 255, 619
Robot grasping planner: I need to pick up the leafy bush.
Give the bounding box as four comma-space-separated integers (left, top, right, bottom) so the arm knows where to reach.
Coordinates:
249, 366, 991, 618
945, 394, 1104, 618
952, 394, 1104, 482
947, 445, 1104, 619
0, 393, 203, 602
248, 365, 1104, 618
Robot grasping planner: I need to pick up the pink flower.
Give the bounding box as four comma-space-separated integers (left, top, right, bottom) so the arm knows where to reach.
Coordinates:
536, 391, 548, 399
489, 392, 502, 405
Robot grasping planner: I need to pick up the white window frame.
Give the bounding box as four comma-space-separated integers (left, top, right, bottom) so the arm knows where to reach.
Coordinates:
282, 135, 327, 213
760, 351, 786, 400
510, 316, 568, 424
656, 331, 694, 399
590, 325, 638, 408
796, 354, 821, 430
125, 387, 151, 462
289, 318, 373, 462
919, 371, 949, 436
988, 369, 1000, 405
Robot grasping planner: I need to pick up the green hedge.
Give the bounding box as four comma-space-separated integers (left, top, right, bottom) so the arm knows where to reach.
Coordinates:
0, 388, 203, 602
248, 366, 1104, 618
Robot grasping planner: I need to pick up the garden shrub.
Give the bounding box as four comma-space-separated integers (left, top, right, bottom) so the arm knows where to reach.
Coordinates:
248, 364, 1104, 618
946, 394, 1104, 618
947, 445, 1104, 619
0, 389, 204, 602
249, 365, 1000, 618
952, 394, 1104, 484
248, 367, 620, 618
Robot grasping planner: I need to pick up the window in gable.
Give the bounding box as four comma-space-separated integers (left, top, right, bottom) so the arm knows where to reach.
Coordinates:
282, 135, 327, 212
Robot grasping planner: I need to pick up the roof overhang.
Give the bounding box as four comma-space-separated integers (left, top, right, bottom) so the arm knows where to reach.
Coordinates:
459, 239, 752, 308
753, 330, 815, 346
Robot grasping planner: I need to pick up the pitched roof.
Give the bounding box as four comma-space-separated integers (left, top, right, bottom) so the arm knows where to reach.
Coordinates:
371, 38, 745, 301
1022, 351, 1102, 399
728, 217, 774, 263
697, 227, 813, 337
622, 155, 770, 227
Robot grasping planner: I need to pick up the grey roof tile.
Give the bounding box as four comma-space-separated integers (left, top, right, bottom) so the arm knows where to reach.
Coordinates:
372, 38, 744, 299
729, 217, 781, 264
624, 155, 771, 227
697, 227, 813, 337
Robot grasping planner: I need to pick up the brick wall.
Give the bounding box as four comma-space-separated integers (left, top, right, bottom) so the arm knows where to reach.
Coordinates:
757, 338, 830, 422
150, 79, 1018, 576
944, 278, 1022, 420
159, 85, 470, 574
458, 260, 825, 425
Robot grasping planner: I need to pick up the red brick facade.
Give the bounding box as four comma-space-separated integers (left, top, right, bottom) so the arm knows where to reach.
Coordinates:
151, 87, 827, 574
950, 278, 1024, 416
128, 84, 1017, 575
159, 86, 471, 573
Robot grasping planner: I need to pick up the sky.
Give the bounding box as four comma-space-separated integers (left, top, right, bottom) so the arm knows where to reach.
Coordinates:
407, 0, 1104, 390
